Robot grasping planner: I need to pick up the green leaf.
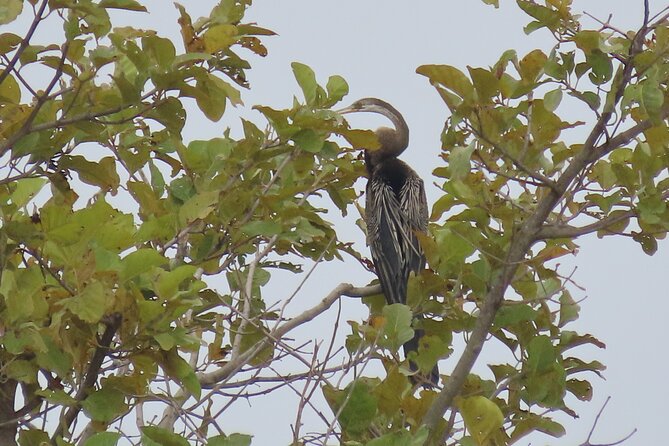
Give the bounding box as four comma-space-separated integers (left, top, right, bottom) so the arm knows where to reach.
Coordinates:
18, 429, 49, 446
292, 128, 324, 153
5, 359, 38, 383
325, 74, 349, 106
566, 378, 593, 402
468, 67, 499, 100
494, 304, 538, 326
169, 176, 195, 202
0, 73, 21, 103
459, 396, 504, 445
379, 304, 414, 351
60, 156, 120, 192
416, 64, 474, 100
517, 1, 561, 33
142, 35, 176, 70
448, 144, 475, 180
519, 49, 547, 82
412, 334, 449, 376
120, 248, 168, 282
526, 335, 557, 373
543, 88, 563, 112
0, 32, 22, 54
203, 24, 238, 53
0, 0, 22, 25
11, 178, 47, 207
511, 414, 565, 441
155, 265, 198, 300
525, 362, 566, 406
62, 281, 107, 323
641, 79, 664, 120
208, 433, 253, 446
573, 30, 602, 54
339, 128, 380, 150
83, 432, 122, 446
558, 291, 580, 327
292, 61, 319, 105
191, 73, 240, 121
81, 387, 129, 423
241, 220, 282, 237
99, 0, 147, 11
322, 380, 378, 436
141, 426, 189, 446
178, 190, 219, 226
35, 336, 73, 378
632, 231, 658, 255
587, 50, 612, 85
570, 90, 600, 111
163, 349, 202, 399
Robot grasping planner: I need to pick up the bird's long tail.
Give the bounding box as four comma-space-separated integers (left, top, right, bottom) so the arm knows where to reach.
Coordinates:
402, 321, 439, 388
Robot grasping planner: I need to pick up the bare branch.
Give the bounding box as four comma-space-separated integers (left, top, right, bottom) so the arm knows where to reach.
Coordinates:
579, 396, 637, 446
538, 210, 635, 239
200, 283, 379, 388
157, 283, 380, 430
0, 0, 49, 87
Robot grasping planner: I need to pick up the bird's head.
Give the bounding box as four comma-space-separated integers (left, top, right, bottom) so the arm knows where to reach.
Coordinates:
336, 98, 409, 158
336, 98, 396, 116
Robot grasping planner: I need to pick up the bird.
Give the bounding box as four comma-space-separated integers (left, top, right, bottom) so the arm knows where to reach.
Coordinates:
337, 98, 439, 387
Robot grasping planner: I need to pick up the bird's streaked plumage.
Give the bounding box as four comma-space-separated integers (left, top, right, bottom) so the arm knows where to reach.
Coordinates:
339, 98, 438, 387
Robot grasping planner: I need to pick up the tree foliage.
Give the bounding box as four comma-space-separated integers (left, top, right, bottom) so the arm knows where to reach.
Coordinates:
0, 0, 667, 445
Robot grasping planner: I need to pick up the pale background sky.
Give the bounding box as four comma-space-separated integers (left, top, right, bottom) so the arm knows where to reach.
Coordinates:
7, 1, 669, 445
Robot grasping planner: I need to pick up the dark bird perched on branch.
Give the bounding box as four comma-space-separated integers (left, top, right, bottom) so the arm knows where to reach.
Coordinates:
338, 98, 439, 387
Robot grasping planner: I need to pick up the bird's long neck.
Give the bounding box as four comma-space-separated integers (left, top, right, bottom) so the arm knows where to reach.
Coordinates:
366, 105, 409, 172
379, 103, 409, 156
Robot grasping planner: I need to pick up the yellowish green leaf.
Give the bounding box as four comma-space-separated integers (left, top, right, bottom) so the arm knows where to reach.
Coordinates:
459, 396, 504, 445
0, 0, 22, 25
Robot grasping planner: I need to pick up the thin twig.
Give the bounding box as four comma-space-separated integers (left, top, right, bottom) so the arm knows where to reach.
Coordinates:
0, 0, 49, 87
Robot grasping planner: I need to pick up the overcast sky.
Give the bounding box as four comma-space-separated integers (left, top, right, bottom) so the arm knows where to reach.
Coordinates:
8, 1, 669, 445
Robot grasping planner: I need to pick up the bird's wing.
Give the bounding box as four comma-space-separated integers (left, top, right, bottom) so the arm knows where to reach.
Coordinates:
366, 177, 408, 305
399, 174, 428, 273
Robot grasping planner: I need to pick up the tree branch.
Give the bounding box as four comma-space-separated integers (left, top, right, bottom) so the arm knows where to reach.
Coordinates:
471, 126, 559, 192
157, 283, 380, 430
537, 210, 635, 239
0, 378, 18, 446
424, 12, 657, 441
580, 396, 637, 446
589, 106, 669, 162
0, 86, 163, 157
50, 314, 121, 442
200, 283, 379, 388
0, 0, 49, 87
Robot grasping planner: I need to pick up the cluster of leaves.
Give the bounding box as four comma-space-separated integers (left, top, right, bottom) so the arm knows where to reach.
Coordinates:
0, 1, 377, 444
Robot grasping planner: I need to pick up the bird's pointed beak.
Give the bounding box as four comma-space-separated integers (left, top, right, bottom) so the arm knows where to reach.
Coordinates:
334, 105, 358, 115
